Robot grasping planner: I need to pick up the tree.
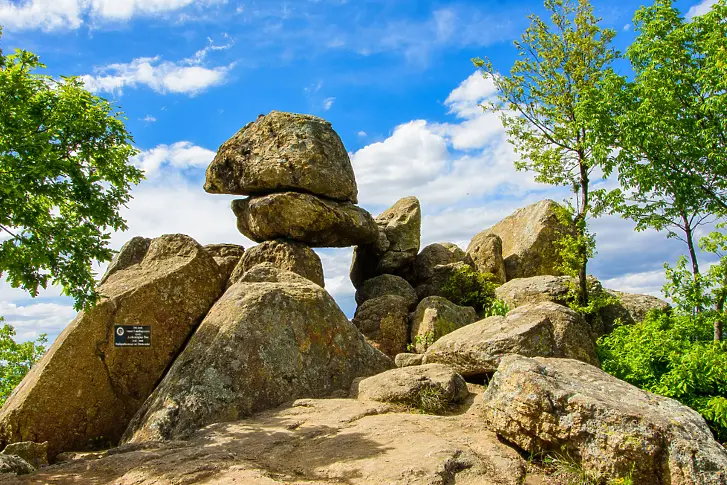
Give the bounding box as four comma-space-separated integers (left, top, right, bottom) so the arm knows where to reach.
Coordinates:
0, 318, 47, 406
602, 0, 727, 283
473, 0, 618, 306
0, 29, 143, 311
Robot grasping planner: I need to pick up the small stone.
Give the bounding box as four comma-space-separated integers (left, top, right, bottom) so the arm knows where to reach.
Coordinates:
394, 353, 424, 367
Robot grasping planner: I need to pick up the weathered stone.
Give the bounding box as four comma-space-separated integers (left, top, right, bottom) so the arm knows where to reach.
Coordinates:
394, 353, 424, 368
414, 261, 471, 301
1, 441, 48, 469
423, 302, 598, 376
414, 243, 472, 281
99, 236, 151, 284
232, 192, 378, 247
409, 296, 478, 353
203, 243, 245, 282
494, 275, 603, 309
351, 364, 469, 410
601, 290, 671, 332
349, 197, 421, 288
466, 233, 506, 284
351, 295, 410, 359
0, 454, 33, 475
477, 355, 727, 485
0, 234, 224, 459
204, 111, 358, 203
355, 274, 417, 309
122, 268, 393, 443
229, 239, 324, 287
473, 200, 570, 280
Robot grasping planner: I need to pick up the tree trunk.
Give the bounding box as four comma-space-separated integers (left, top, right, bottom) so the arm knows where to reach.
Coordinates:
681, 211, 701, 278
716, 296, 724, 342
578, 159, 590, 307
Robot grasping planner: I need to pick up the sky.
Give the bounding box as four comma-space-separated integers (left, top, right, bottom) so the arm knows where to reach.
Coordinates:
0, 0, 721, 344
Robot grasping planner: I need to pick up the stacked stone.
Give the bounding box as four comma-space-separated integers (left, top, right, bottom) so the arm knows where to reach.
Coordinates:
205, 111, 379, 286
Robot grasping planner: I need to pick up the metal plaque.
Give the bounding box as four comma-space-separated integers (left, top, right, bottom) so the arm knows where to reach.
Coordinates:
114, 325, 151, 347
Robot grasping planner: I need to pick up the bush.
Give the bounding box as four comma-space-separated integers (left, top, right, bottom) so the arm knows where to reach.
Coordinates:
0, 320, 47, 406
441, 265, 499, 315
597, 310, 727, 443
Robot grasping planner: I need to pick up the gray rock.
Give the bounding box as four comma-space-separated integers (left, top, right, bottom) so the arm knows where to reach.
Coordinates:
494, 275, 603, 309
99, 236, 151, 284
355, 274, 417, 309
601, 290, 671, 332
0, 454, 33, 475
409, 296, 478, 353
466, 233, 506, 284
229, 239, 324, 287
204, 111, 358, 203
477, 355, 727, 485
351, 295, 410, 359
122, 267, 393, 443
351, 364, 469, 411
414, 261, 472, 301
395, 353, 424, 367
0, 234, 224, 459
414, 243, 472, 282
1, 441, 48, 469
203, 243, 245, 282
232, 192, 378, 247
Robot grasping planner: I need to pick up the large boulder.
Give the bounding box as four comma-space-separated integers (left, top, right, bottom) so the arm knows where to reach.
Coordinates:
122, 266, 393, 444
204, 111, 358, 203
228, 239, 324, 287
355, 274, 417, 309
414, 261, 472, 301
1, 441, 48, 469
351, 295, 410, 359
423, 302, 598, 376
232, 192, 378, 247
409, 296, 478, 353
350, 364, 469, 411
350, 197, 421, 286
473, 200, 569, 280
494, 275, 602, 309
601, 289, 670, 332
477, 355, 727, 485
203, 243, 245, 282
0, 234, 224, 459
413, 243, 472, 281
466, 233, 506, 284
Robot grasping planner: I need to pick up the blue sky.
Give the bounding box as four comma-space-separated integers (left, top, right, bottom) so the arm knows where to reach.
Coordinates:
0, 0, 720, 344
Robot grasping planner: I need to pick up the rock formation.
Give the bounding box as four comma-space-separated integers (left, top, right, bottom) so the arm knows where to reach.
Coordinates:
229, 239, 324, 287
203, 243, 245, 282
466, 232, 507, 283
355, 274, 417, 309
409, 296, 478, 353
351, 295, 410, 359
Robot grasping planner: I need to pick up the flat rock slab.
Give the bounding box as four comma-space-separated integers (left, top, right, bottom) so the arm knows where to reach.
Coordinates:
1, 397, 534, 485
477, 355, 727, 485
232, 192, 378, 247
205, 111, 358, 203
122, 267, 393, 443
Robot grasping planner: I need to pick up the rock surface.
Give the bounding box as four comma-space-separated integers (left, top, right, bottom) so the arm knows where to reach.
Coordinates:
351, 364, 469, 410
423, 302, 598, 376
229, 239, 324, 287
232, 192, 378, 247
355, 274, 417, 309
473, 200, 569, 280
414, 243, 473, 281
409, 296, 478, 353
0, 454, 33, 476
0, 234, 224, 459
1, 441, 48, 469
122, 267, 392, 443
414, 261, 472, 301
495, 275, 585, 309
203, 243, 245, 282
466, 232, 507, 284
1, 396, 535, 485
351, 295, 410, 359
601, 289, 671, 331
394, 353, 424, 368
204, 111, 358, 203
477, 355, 727, 485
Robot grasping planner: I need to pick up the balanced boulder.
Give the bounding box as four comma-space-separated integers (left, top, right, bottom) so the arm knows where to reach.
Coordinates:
466, 232, 506, 284
409, 296, 478, 353
472, 200, 569, 280
204, 111, 358, 203
355, 274, 417, 309
122, 266, 392, 443
477, 355, 727, 485
351, 295, 410, 359
203, 243, 245, 282
0, 234, 224, 459
232, 192, 378, 247
228, 239, 324, 287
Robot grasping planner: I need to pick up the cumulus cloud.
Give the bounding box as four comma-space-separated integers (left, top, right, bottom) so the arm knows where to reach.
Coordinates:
687, 0, 719, 19
131, 142, 216, 177
322, 97, 336, 111
0, 0, 225, 31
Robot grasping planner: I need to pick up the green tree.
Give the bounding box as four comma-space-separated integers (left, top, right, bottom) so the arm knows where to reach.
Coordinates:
474, 0, 618, 306
602, 0, 727, 281
0, 318, 47, 406
0, 30, 143, 311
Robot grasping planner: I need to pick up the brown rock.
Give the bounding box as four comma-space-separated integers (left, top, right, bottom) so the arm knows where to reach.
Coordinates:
1, 441, 48, 469
601, 290, 671, 332
232, 192, 378, 247
122, 267, 392, 443
204, 111, 358, 203
229, 239, 324, 287
409, 296, 478, 353
394, 353, 424, 368
351, 295, 410, 359
466, 233, 506, 284
0, 234, 224, 459
355, 274, 417, 309
204, 243, 245, 282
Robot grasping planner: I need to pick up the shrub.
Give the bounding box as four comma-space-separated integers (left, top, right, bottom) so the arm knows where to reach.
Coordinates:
0, 320, 47, 406
441, 265, 499, 315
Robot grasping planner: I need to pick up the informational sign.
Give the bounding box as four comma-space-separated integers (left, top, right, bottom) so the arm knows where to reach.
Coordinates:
114, 325, 151, 347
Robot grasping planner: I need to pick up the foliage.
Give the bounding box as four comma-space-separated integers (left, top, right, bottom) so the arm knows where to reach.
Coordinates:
474, 0, 619, 306
0, 319, 47, 406
413, 385, 449, 415
407, 331, 436, 353
482, 299, 509, 318
530, 447, 634, 484
441, 265, 499, 315
0, 35, 143, 310
597, 311, 727, 443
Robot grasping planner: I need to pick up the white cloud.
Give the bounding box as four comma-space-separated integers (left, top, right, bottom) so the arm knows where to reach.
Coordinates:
357, 131, 367, 137
687, 0, 718, 19
444, 71, 498, 119
0, 0, 225, 31
131, 142, 216, 178
623, 24, 631, 31
142, 115, 157, 123
0, 301, 77, 342
323, 97, 336, 111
